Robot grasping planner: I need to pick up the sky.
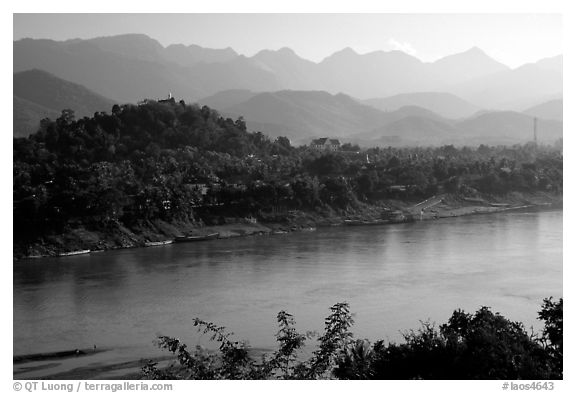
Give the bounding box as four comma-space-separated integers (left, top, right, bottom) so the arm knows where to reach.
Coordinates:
13, 13, 562, 68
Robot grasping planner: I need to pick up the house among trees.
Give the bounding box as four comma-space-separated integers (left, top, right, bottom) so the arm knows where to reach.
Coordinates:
310, 138, 341, 151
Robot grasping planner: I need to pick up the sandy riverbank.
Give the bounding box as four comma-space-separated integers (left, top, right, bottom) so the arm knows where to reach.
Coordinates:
14, 352, 173, 380
14, 191, 561, 260
14, 347, 272, 380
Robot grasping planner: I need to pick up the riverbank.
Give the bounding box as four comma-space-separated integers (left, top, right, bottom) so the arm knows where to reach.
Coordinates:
14, 352, 174, 380
14, 190, 561, 260
14, 347, 271, 380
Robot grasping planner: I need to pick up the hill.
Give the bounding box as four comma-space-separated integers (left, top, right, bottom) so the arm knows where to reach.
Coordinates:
164, 43, 238, 67
457, 111, 562, 144
533, 55, 562, 73
251, 47, 323, 91
523, 99, 563, 122
348, 109, 561, 147
197, 89, 259, 111
222, 90, 392, 142
352, 116, 458, 147
363, 92, 480, 119
13, 96, 59, 138
13, 69, 116, 137
447, 59, 562, 109
219, 91, 452, 143
316, 48, 428, 98
214, 90, 561, 146
428, 47, 509, 85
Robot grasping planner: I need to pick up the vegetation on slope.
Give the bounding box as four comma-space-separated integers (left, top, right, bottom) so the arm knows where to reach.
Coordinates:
13, 99, 562, 256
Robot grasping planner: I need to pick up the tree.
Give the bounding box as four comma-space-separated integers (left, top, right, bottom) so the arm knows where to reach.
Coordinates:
308, 154, 345, 176
57, 109, 75, 127
369, 302, 560, 379
142, 302, 354, 380
538, 297, 562, 377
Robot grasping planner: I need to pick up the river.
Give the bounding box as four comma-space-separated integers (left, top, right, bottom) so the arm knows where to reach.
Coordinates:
13, 209, 562, 375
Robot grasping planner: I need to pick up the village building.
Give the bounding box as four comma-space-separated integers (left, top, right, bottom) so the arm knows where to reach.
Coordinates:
310, 138, 341, 151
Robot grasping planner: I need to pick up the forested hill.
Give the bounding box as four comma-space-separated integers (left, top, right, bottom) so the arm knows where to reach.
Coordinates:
15, 99, 279, 159
13, 99, 293, 244
14, 99, 562, 256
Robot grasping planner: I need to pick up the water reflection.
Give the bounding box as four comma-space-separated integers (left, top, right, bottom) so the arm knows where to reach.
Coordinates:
14, 210, 562, 358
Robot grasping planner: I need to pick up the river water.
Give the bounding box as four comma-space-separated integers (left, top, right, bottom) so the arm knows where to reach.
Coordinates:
13, 209, 562, 365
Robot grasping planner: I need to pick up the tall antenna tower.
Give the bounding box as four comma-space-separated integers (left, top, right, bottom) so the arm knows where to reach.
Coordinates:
533, 117, 538, 146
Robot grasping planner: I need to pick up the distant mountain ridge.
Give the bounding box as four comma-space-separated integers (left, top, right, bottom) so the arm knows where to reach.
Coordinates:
447, 59, 562, 109
13, 36, 281, 103
523, 99, 563, 122
14, 34, 562, 107
354, 110, 562, 147
363, 92, 480, 119
203, 89, 562, 146
221, 90, 390, 141
13, 34, 563, 145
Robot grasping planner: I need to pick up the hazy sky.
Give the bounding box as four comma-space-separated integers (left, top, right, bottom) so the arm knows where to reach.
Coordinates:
13, 13, 562, 68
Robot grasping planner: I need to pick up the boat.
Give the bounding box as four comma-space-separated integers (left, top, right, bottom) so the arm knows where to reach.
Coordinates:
174, 232, 219, 243
58, 250, 91, 257
144, 240, 174, 247
344, 219, 387, 226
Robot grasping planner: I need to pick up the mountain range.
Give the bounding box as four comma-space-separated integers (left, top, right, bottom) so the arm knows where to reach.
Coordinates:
13, 71, 562, 146
13, 34, 563, 146
14, 34, 562, 108
201, 89, 562, 146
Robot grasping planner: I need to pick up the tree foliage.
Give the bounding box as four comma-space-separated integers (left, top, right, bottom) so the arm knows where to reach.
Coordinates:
14, 100, 563, 251
142, 298, 562, 380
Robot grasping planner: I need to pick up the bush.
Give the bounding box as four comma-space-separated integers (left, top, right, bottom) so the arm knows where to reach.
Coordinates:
142, 298, 562, 380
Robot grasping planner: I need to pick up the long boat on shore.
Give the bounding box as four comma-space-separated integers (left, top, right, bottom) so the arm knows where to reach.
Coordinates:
144, 240, 174, 247
344, 219, 389, 226
58, 250, 91, 257
174, 232, 220, 243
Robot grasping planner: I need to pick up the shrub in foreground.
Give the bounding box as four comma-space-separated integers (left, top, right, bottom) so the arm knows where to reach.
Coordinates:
142, 298, 562, 380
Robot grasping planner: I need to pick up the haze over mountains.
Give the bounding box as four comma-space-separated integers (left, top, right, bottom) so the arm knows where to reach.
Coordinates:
13, 33, 563, 146
362, 92, 480, 119
522, 99, 563, 122
199, 90, 562, 146
14, 34, 562, 105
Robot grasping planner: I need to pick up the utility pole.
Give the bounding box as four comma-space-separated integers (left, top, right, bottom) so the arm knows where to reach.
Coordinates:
533, 117, 538, 147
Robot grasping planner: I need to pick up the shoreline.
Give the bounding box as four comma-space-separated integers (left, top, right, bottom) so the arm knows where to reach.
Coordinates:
14, 347, 272, 380
14, 353, 174, 380
14, 191, 562, 261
